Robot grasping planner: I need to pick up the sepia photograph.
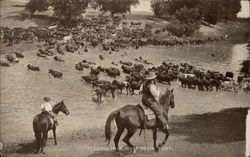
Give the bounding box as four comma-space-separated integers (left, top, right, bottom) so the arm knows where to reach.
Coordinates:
0, 0, 250, 157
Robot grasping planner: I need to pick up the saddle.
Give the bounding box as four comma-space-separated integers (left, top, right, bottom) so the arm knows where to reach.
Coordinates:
136, 104, 155, 130
41, 111, 54, 127
138, 104, 155, 120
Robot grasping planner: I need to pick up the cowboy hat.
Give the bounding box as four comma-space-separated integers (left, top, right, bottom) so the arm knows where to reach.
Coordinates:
146, 71, 157, 80
43, 97, 51, 102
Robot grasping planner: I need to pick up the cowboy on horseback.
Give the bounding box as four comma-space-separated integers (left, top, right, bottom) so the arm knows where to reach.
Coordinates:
140, 71, 168, 130
41, 97, 59, 126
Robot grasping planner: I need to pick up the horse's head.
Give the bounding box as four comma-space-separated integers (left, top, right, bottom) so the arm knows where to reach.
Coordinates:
160, 88, 175, 110
53, 101, 70, 115
48, 69, 52, 73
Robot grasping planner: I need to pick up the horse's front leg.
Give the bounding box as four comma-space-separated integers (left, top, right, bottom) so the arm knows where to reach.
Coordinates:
158, 128, 169, 151
153, 127, 158, 152
53, 127, 57, 145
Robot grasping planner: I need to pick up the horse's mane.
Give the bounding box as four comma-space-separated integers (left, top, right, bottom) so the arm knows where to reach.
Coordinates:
52, 101, 63, 113
53, 101, 61, 108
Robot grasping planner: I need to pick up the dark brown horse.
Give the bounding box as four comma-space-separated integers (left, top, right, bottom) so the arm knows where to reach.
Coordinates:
33, 101, 70, 153
105, 88, 175, 153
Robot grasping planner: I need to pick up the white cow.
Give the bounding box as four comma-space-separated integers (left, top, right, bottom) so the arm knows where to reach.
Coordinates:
63, 34, 73, 42
48, 24, 57, 30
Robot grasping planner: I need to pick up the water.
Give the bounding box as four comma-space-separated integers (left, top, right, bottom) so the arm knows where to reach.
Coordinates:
0, 43, 250, 143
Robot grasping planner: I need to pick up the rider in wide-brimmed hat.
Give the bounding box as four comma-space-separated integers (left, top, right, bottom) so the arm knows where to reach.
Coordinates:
41, 97, 58, 126
140, 71, 168, 130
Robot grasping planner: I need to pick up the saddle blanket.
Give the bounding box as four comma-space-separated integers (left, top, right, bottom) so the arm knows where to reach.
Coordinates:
139, 104, 155, 120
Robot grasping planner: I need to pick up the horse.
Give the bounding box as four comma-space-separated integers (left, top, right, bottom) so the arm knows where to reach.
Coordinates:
33, 101, 70, 153
105, 87, 175, 153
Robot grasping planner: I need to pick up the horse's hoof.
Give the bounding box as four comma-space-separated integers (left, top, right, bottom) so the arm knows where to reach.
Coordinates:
116, 152, 124, 157
158, 144, 163, 151
154, 147, 159, 152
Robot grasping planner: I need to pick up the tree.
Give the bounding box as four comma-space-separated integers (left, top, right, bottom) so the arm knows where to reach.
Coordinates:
93, 0, 139, 16
165, 7, 201, 37
51, 0, 90, 27
152, 0, 241, 25
200, 0, 221, 25
25, 0, 50, 15
219, 0, 241, 21
240, 60, 250, 76
164, 0, 201, 15
151, 0, 164, 17
175, 6, 201, 23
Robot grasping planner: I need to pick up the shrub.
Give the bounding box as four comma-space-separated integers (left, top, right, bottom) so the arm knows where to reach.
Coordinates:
166, 17, 200, 37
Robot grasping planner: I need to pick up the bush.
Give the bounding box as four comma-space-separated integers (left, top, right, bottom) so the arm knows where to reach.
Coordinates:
166, 19, 200, 37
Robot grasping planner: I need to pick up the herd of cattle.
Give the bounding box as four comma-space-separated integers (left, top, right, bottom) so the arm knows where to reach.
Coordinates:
1, 44, 250, 101
1, 17, 249, 101
0, 16, 224, 50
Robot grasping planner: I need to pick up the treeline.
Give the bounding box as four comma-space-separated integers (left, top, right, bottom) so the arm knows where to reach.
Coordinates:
151, 0, 241, 36
25, 0, 242, 37
25, 0, 139, 27
151, 0, 241, 24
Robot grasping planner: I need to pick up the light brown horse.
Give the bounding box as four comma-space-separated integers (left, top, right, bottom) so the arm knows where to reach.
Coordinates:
105, 87, 175, 152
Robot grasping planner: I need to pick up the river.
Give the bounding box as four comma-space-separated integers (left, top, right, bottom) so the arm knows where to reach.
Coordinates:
0, 43, 250, 144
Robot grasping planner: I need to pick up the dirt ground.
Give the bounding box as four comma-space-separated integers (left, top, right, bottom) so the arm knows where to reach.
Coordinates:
0, 1, 249, 157
1, 108, 248, 157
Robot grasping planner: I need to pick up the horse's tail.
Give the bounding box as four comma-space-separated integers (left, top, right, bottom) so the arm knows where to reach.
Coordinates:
34, 130, 42, 147
33, 115, 48, 152
105, 110, 119, 145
